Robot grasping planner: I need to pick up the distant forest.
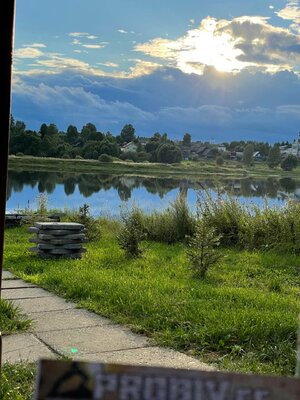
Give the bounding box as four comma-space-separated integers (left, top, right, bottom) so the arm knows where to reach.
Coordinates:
9, 116, 290, 164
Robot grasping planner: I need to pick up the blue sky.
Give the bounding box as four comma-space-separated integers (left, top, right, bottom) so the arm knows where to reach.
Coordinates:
12, 0, 300, 142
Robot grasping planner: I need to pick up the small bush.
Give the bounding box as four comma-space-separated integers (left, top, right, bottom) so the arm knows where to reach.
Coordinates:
119, 152, 138, 162
98, 154, 113, 162
75, 155, 83, 159
216, 156, 224, 166
16, 152, 24, 157
36, 193, 48, 215
67, 203, 101, 241
186, 218, 223, 278
118, 207, 146, 257
62, 153, 70, 159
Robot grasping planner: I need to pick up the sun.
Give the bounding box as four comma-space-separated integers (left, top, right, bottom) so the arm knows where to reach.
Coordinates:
177, 18, 249, 74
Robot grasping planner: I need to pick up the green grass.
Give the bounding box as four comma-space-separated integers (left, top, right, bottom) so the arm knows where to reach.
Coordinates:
4, 223, 299, 376
8, 155, 300, 179
0, 363, 36, 400
0, 299, 31, 335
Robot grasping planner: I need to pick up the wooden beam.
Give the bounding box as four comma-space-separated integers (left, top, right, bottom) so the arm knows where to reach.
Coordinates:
0, 0, 15, 374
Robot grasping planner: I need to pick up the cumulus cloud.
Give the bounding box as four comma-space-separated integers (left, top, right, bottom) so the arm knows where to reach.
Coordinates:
128, 60, 163, 77
135, 15, 300, 75
118, 29, 128, 34
12, 80, 154, 130
14, 47, 44, 59
12, 65, 300, 141
276, 0, 300, 33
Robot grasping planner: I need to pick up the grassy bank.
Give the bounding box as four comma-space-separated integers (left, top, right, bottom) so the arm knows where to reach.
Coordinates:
4, 219, 299, 376
8, 155, 300, 179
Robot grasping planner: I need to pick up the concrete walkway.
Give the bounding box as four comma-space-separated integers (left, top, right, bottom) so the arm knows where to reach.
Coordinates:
2, 270, 213, 371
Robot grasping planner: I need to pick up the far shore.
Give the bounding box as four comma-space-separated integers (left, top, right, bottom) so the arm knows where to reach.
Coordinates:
8, 155, 300, 180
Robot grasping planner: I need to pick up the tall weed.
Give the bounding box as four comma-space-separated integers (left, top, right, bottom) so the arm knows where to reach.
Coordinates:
145, 194, 194, 243
197, 192, 244, 246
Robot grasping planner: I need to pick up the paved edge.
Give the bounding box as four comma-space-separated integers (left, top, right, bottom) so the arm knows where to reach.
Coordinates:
2, 270, 215, 371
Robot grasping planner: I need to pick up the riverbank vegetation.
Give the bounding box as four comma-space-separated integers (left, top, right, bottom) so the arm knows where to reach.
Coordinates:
4, 195, 300, 376
9, 116, 298, 172
8, 154, 300, 181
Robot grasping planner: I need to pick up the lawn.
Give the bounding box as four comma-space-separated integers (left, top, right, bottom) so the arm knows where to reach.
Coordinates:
4, 222, 299, 376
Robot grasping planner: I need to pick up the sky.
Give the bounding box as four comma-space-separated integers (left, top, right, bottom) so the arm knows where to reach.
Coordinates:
11, 0, 300, 143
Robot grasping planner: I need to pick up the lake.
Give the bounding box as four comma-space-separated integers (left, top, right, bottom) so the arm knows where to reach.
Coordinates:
6, 170, 300, 217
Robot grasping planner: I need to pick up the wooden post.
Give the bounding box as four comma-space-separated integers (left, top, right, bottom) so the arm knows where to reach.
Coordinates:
0, 0, 15, 375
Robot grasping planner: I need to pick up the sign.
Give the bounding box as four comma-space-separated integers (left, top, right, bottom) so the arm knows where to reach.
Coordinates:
34, 359, 300, 400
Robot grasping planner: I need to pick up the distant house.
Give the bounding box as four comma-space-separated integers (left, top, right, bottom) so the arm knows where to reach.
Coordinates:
280, 133, 300, 159
253, 151, 264, 161
218, 145, 227, 152
121, 142, 138, 153
202, 148, 218, 159
230, 151, 243, 160
179, 144, 191, 160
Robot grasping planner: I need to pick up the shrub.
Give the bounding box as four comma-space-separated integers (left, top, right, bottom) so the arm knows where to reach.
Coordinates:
144, 194, 194, 243
36, 193, 48, 215
119, 152, 138, 162
118, 207, 146, 257
281, 155, 297, 171
198, 192, 244, 246
16, 152, 24, 157
98, 154, 113, 162
62, 153, 70, 159
67, 203, 101, 241
186, 218, 223, 278
216, 156, 224, 166
75, 155, 83, 159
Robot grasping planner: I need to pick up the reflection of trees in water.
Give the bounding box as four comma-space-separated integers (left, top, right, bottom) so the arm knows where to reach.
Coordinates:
64, 177, 76, 196
265, 178, 279, 199
280, 177, 296, 193
7, 170, 300, 203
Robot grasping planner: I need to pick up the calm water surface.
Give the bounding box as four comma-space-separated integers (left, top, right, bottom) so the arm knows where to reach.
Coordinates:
6, 170, 300, 217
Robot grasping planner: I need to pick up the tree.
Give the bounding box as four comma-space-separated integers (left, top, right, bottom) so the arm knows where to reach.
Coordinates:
243, 143, 254, 166
117, 207, 146, 257
39, 123, 48, 139
183, 133, 191, 146
15, 121, 26, 135
81, 123, 99, 141
66, 125, 79, 144
281, 155, 298, 171
120, 124, 135, 143
156, 142, 182, 164
186, 219, 223, 279
47, 123, 59, 136
267, 145, 281, 168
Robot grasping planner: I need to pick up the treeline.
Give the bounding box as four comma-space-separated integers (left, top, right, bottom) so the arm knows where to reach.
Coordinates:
9, 116, 296, 167
9, 117, 182, 164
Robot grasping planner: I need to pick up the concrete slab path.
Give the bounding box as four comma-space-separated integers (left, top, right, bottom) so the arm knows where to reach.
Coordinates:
2, 271, 214, 371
